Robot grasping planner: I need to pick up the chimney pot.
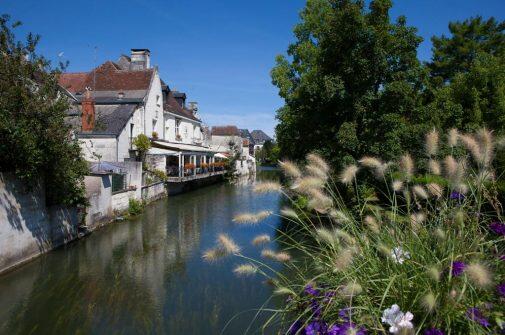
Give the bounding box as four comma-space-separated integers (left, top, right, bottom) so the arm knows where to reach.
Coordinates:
81, 89, 95, 132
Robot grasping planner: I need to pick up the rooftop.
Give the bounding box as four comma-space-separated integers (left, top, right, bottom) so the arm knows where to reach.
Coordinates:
211, 126, 240, 136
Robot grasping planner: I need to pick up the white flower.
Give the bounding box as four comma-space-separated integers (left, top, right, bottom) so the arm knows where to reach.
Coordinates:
381, 304, 414, 334
390, 247, 410, 264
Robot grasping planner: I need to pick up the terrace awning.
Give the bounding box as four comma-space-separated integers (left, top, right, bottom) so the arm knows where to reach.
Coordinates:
151, 140, 216, 154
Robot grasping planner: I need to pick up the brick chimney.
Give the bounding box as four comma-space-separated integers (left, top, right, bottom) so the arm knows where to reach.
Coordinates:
81, 89, 95, 131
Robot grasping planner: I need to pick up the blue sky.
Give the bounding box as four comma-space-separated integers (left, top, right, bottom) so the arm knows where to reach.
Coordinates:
3, 0, 505, 137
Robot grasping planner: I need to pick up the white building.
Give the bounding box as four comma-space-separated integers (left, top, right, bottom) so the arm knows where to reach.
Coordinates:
210, 126, 256, 176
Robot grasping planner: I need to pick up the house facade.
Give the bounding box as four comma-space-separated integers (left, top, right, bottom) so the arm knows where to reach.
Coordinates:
59, 48, 223, 201
210, 126, 256, 176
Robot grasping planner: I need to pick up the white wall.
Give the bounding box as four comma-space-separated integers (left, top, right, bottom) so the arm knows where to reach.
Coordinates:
210, 135, 242, 152
163, 113, 203, 145
79, 138, 117, 162
144, 71, 163, 137
0, 173, 78, 274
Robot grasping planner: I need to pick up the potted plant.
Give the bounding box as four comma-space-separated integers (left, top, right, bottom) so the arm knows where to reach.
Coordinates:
151, 131, 158, 139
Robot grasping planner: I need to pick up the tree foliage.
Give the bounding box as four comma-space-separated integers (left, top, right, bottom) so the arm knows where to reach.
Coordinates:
272, 1, 505, 169
255, 140, 280, 166
0, 14, 88, 205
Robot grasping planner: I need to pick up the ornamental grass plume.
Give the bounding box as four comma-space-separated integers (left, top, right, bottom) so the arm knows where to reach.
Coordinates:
443, 155, 458, 181
465, 263, 492, 288
306, 153, 330, 174
280, 207, 298, 219
252, 234, 271, 246
233, 263, 257, 276
400, 153, 414, 180
334, 248, 355, 271
428, 159, 441, 175
421, 292, 437, 312
254, 181, 282, 193
448, 128, 459, 147
202, 248, 226, 262
412, 185, 428, 200
364, 215, 380, 233
426, 183, 443, 198
425, 128, 439, 156
217, 234, 240, 254
392, 180, 403, 192
291, 176, 325, 193
476, 128, 494, 167
359, 156, 389, 177
339, 164, 359, 185
306, 163, 329, 180
233, 211, 271, 224
278, 160, 302, 179
459, 134, 483, 164
307, 189, 333, 213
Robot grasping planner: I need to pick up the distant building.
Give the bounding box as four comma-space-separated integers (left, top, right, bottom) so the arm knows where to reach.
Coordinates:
239, 129, 255, 155
210, 126, 255, 176
250, 130, 273, 153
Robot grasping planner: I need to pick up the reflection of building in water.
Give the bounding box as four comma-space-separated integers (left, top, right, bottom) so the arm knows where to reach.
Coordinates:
0, 197, 207, 334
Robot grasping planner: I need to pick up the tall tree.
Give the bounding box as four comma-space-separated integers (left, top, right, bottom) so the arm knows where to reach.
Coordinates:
429, 16, 505, 83
425, 16, 505, 133
271, 0, 424, 166
0, 14, 88, 205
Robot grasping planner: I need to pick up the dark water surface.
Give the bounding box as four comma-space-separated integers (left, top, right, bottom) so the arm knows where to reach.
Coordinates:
0, 170, 282, 334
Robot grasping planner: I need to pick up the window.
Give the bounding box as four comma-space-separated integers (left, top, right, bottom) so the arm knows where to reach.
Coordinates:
184, 126, 188, 138
175, 118, 181, 136
156, 95, 161, 107
112, 173, 127, 193
152, 119, 157, 133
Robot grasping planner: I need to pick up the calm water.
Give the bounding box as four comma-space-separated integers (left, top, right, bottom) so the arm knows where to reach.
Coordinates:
0, 170, 283, 334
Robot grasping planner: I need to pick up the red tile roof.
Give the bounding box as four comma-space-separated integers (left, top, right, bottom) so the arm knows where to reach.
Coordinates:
58, 61, 154, 94
211, 126, 240, 136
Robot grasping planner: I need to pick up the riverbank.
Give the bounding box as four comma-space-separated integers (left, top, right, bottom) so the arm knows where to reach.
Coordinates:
0, 170, 282, 334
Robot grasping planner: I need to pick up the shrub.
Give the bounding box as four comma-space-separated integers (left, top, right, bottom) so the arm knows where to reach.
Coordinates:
127, 198, 144, 216
132, 134, 151, 161
204, 128, 505, 334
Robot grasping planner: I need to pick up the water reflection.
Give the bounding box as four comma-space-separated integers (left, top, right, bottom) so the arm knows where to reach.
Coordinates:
0, 169, 282, 334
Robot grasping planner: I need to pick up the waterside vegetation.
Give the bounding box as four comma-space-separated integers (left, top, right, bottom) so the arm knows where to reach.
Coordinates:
205, 128, 505, 334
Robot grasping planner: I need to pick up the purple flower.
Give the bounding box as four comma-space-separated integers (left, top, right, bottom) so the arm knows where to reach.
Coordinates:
451, 261, 466, 277
305, 320, 328, 335
310, 299, 322, 318
500, 255, 505, 262
466, 307, 490, 327
329, 322, 367, 335
305, 284, 320, 297
288, 321, 302, 335
490, 222, 505, 236
450, 191, 465, 200
424, 328, 444, 335
338, 308, 351, 321
497, 283, 505, 297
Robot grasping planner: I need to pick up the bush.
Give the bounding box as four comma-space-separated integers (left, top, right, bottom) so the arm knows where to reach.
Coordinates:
132, 134, 151, 161
204, 128, 505, 334
128, 198, 144, 216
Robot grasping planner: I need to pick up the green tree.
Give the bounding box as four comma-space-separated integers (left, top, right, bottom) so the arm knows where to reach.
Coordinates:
0, 14, 87, 205
271, 0, 425, 166
424, 17, 505, 133
429, 16, 505, 82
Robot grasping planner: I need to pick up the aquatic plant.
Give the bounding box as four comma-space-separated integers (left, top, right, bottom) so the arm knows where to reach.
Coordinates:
204, 129, 505, 334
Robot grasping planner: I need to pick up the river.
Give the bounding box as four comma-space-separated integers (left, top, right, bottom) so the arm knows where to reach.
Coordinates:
0, 169, 283, 334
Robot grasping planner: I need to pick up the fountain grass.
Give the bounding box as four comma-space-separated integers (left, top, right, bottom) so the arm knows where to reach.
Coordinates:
204, 128, 505, 334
